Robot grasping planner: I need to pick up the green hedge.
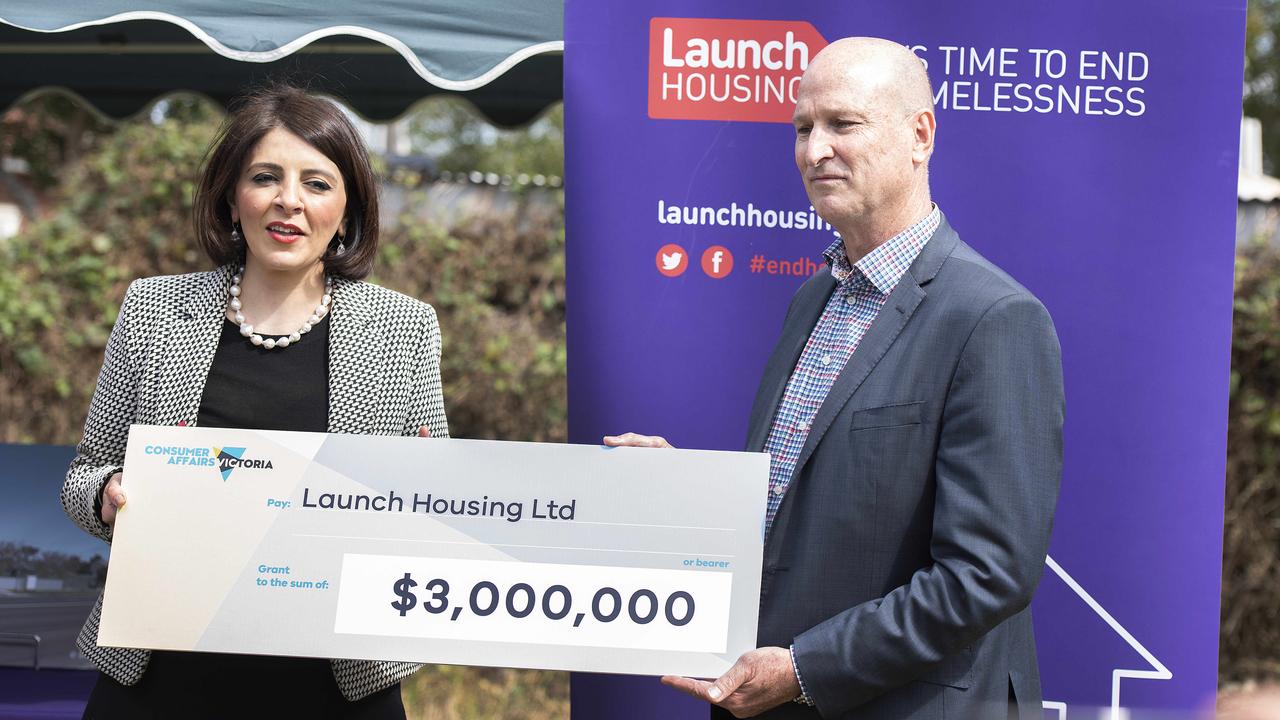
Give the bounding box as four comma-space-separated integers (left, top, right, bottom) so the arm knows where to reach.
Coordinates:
1221, 240, 1280, 684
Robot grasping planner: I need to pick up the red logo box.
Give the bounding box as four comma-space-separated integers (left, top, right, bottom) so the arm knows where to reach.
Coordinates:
648, 17, 827, 123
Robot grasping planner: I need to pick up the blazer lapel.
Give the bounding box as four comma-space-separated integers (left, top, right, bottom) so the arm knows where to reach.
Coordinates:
147, 267, 228, 426
326, 279, 384, 433
745, 273, 836, 452
787, 218, 960, 483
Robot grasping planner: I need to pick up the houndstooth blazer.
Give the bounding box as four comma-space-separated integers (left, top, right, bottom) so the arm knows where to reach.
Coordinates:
60, 264, 449, 701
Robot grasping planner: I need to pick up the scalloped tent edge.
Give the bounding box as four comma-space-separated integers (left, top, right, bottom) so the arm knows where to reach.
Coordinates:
0, 8, 564, 128
1, 13, 564, 92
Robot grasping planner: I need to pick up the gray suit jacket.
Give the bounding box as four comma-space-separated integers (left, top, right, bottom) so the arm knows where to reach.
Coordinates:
60, 265, 449, 701
731, 215, 1063, 719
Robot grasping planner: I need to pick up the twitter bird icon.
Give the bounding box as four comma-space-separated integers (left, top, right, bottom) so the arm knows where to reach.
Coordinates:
656, 243, 689, 277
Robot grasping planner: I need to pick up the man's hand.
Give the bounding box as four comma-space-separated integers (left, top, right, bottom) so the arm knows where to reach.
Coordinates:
418, 426, 432, 438
661, 647, 801, 718
100, 472, 126, 526
602, 432, 674, 449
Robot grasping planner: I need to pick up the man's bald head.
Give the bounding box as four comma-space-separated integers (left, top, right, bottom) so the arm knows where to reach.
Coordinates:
804, 38, 934, 119
792, 36, 937, 258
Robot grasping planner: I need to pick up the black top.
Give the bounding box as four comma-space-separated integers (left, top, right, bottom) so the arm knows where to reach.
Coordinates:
84, 312, 406, 718
197, 315, 331, 432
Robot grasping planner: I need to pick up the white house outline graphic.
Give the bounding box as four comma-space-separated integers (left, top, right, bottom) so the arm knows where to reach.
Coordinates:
1040, 555, 1173, 719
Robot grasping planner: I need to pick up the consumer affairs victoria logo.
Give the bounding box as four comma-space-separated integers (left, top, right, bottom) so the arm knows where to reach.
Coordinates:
143, 444, 274, 481
648, 17, 828, 123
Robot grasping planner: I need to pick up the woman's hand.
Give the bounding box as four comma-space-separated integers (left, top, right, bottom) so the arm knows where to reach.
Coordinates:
602, 432, 675, 449
101, 472, 127, 526
418, 426, 431, 438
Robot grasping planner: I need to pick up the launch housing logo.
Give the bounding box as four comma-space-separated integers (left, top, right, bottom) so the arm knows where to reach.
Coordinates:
648, 17, 827, 123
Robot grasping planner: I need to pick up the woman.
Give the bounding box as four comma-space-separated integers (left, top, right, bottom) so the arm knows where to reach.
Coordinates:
60, 85, 447, 718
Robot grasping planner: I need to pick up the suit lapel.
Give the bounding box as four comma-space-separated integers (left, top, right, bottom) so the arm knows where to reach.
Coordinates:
787, 281, 924, 481
148, 267, 228, 426
788, 218, 960, 484
326, 279, 384, 433
745, 274, 836, 452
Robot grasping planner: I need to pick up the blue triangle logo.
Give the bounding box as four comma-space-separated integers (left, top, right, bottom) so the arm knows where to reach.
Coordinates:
215, 447, 246, 481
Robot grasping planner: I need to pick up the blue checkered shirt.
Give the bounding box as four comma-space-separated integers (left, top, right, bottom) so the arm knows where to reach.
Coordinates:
763, 208, 940, 535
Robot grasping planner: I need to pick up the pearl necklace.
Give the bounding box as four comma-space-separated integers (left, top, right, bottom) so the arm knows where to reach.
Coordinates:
226, 267, 332, 350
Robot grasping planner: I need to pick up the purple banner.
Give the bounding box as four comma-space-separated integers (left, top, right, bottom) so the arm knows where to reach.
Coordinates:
565, 1, 1244, 718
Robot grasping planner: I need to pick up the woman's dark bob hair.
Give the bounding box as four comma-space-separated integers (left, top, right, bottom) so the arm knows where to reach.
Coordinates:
193, 84, 379, 280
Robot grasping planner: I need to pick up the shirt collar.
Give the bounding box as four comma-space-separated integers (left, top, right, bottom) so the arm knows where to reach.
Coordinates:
821, 205, 941, 295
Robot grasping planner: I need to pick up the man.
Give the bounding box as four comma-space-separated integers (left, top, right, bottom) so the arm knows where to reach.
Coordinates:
606, 37, 1063, 719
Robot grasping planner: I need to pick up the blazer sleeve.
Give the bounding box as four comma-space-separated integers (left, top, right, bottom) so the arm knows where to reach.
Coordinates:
401, 303, 450, 440
792, 292, 1064, 716
61, 280, 144, 544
